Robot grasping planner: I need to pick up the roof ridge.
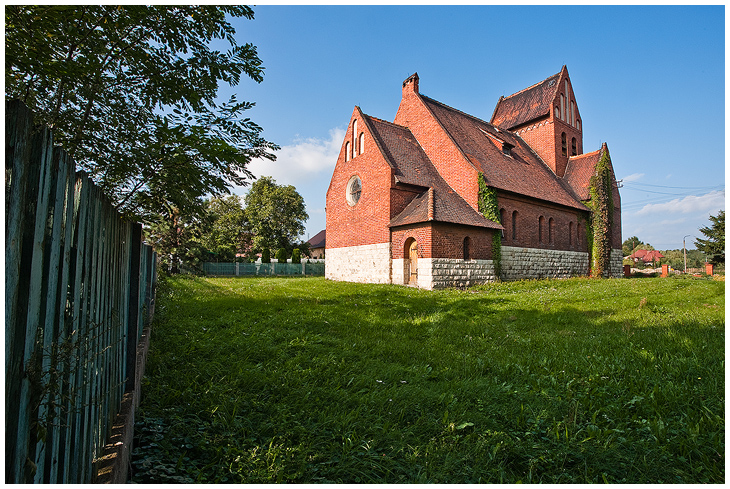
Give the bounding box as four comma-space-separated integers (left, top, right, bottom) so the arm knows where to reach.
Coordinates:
500, 70, 561, 101
420, 93, 494, 128
568, 148, 602, 161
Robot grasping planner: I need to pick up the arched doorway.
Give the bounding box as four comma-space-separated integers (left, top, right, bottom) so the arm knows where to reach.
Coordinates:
404, 238, 418, 285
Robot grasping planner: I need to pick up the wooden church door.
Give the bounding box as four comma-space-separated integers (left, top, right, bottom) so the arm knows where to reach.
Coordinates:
408, 240, 418, 285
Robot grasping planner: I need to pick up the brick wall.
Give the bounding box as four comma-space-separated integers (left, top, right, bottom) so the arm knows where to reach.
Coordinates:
326, 107, 394, 250
394, 76, 480, 210
511, 71, 583, 178
497, 192, 589, 253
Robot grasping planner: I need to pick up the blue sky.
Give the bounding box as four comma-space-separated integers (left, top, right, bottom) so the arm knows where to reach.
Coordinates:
222, 5, 725, 251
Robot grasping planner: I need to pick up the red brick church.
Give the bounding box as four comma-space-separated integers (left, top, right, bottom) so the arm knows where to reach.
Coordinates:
325, 66, 622, 289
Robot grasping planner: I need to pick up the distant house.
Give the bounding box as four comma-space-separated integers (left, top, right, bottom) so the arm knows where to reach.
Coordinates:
628, 249, 664, 265
307, 230, 326, 258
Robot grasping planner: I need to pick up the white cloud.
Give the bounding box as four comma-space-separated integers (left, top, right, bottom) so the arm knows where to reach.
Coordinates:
246, 127, 345, 187
635, 190, 725, 216
621, 172, 644, 183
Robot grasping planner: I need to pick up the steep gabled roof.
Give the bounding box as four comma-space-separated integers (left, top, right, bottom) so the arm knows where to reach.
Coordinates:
491, 69, 561, 130
363, 114, 501, 230
563, 147, 602, 201
307, 229, 326, 248
419, 95, 588, 211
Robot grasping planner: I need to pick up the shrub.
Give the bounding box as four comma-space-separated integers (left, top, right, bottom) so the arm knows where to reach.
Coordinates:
261, 249, 271, 263
291, 248, 301, 264
275, 248, 287, 262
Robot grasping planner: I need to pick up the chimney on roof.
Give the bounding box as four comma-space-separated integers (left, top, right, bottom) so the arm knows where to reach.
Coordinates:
403, 73, 419, 96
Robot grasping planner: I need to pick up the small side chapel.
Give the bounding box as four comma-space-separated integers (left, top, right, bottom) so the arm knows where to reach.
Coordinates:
325, 66, 622, 289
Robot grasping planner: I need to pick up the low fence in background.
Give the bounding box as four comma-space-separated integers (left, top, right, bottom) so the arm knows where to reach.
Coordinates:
202, 260, 325, 276
6, 100, 157, 483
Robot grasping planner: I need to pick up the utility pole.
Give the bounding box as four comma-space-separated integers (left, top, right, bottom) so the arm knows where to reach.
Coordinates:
683, 235, 691, 274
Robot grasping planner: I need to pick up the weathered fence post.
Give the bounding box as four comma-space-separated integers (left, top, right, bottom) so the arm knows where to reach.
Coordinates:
5, 100, 158, 484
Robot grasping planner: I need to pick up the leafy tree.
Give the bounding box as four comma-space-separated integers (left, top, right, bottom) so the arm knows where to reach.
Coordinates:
261, 248, 271, 264
291, 249, 301, 264
244, 177, 308, 253
275, 248, 288, 263
145, 208, 207, 273
695, 210, 725, 265
5, 6, 277, 224
198, 195, 251, 262
622, 236, 643, 256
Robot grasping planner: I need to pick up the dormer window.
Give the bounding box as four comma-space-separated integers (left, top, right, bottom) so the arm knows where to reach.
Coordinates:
502, 141, 514, 156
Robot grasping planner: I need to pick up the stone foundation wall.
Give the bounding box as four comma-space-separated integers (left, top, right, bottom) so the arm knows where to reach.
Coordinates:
609, 248, 623, 278
325, 243, 391, 284
419, 258, 496, 290
501, 246, 589, 280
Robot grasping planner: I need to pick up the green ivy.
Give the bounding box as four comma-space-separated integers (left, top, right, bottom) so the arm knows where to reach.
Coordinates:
478, 173, 502, 279
586, 150, 614, 278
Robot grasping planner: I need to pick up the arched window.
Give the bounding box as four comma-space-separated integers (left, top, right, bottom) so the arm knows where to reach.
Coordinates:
345, 141, 351, 162
359, 132, 365, 155
561, 132, 567, 157
576, 119, 581, 131
570, 101, 575, 126
569, 221, 574, 247
560, 94, 565, 121
499, 208, 506, 237
463, 237, 471, 261
549, 217, 554, 244
555, 105, 560, 120
512, 210, 518, 240
352, 119, 358, 154
538, 216, 544, 243
571, 137, 577, 156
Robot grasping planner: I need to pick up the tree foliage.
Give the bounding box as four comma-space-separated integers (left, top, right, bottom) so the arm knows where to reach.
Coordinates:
477, 173, 502, 279
587, 150, 614, 277
198, 195, 251, 262
244, 176, 308, 253
5, 5, 277, 223
695, 210, 725, 265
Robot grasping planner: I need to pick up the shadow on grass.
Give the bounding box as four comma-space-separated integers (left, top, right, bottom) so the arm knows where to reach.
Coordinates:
136, 276, 724, 484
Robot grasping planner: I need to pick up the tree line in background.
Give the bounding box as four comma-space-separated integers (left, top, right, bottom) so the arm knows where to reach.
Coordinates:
622, 210, 725, 270
6, 5, 290, 271
147, 176, 310, 272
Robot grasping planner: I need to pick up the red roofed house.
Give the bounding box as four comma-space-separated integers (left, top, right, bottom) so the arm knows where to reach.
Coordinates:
325, 66, 622, 289
307, 229, 326, 259
628, 249, 664, 266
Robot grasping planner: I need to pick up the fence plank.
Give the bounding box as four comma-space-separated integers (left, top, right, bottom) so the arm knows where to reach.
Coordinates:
5, 100, 35, 484
6, 101, 157, 484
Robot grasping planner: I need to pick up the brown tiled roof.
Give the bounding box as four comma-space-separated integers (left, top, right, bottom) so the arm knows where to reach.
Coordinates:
363, 115, 501, 230
307, 229, 326, 248
491, 71, 561, 130
419, 95, 588, 211
563, 148, 602, 201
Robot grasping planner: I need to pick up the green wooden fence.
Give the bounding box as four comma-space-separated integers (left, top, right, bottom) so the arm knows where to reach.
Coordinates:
202, 261, 325, 276
5, 100, 157, 483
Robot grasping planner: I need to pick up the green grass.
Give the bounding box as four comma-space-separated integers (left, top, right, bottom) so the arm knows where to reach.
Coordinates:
131, 275, 724, 483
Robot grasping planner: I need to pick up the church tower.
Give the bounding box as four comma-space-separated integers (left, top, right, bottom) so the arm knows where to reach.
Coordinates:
491, 65, 583, 178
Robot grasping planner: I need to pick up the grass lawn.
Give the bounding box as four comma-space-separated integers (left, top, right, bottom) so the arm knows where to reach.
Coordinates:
131, 275, 724, 483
